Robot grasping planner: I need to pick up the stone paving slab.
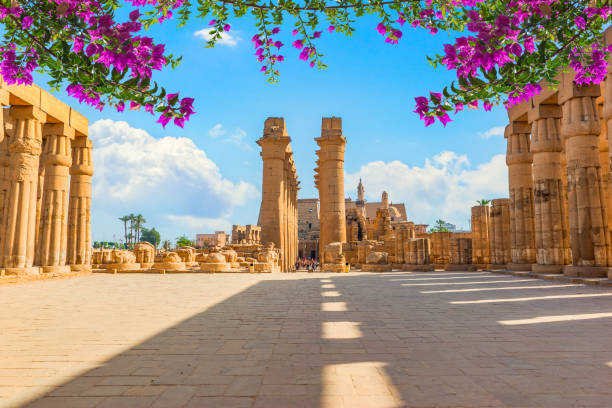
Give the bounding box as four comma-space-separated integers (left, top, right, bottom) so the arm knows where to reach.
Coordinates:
1, 272, 612, 407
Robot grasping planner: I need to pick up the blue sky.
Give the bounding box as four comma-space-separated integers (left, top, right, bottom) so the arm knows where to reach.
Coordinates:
34, 11, 510, 244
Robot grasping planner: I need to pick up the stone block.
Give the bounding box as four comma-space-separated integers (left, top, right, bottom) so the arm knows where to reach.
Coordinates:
402, 264, 434, 272
531, 264, 564, 274
444, 264, 477, 272
563, 265, 608, 278
361, 264, 392, 272
507, 263, 533, 271
8, 83, 41, 107
41, 91, 70, 124
70, 108, 89, 136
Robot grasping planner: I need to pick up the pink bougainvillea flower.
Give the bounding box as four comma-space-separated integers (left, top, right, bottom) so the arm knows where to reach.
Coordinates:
292, 29, 298, 35
310, 61, 315, 68
313, 31, 322, 39
277, 55, 284, 62
260, 65, 267, 72
115, 102, 125, 112
483, 101, 492, 111
424, 116, 435, 127
157, 114, 171, 128
292, 39, 304, 49
327, 25, 335, 32
454, 103, 464, 113
208, 19, 216, 25
272, 27, 280, 34
376, 23, 386, 35
223, 24, 231, 31
274, 41, 283, 49
438, 113, 452, 127
129, 9, 140, 22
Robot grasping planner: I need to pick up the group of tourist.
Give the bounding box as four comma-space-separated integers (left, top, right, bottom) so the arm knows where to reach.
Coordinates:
296, 258, 319, 272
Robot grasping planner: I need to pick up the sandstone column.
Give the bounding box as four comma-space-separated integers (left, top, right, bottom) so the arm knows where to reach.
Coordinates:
506, 122, 536, 270
35, 123, 74, 273
604, 35, 612, 279
257, 118, 290, 271
1, 106, 46, 275
529, 104, 571, 272
316, 117, 347, 255
0, 96, 10, 269
470, 205, 491, 267
560, 79, 611, 277
66, 136, 93, 271
489, 198, 511, 268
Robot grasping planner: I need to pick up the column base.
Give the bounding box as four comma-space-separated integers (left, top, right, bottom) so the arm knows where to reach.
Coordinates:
563, 265, 608, 278
3, 267, 41, 276
402, 264, 434, 272
70, 264, 92, 272
489, 264, 509, 270
102, 263, 141, 272
361, 264, 393, 272
531, 264, 564, 274
444, 264, 477, 271
41, 265, 72, 274
507, 263, 533, 271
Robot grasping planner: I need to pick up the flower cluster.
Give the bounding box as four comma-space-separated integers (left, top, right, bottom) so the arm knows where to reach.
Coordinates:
252, 27, 285, 75
0, 0, 193, 128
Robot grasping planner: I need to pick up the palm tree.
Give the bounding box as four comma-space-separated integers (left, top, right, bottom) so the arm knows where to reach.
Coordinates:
134, 214, 146, 242
128, 213, 136, 247
476, 199, 491, 206
118, 216, 129, 245
435, 219, 446, 230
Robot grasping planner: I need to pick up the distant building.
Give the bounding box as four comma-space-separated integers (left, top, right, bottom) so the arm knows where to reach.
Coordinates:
195, 231, 227, 248
232, 225, 261, 244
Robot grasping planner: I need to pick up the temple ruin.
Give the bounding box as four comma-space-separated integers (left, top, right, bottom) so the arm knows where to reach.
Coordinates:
257, 117, 299, 272
0, 79, 92, 276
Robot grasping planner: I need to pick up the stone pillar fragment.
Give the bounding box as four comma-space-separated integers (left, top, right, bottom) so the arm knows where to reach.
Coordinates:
561, 80, 611, 277
35, 124, 74, 273
315, 117, 347, 264
445, 238, 475, 271
470, 205, 491, 267
529, 104, 571, 273
489, 198, 511, 268
506, 122, 536, 270
402, 238, 433, 271
66, 136, 93, 271
1, 106, 46, 275
257, 118, 298, 272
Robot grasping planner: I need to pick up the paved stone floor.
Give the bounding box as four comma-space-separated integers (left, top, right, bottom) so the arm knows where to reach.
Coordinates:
1, 271, 612, 408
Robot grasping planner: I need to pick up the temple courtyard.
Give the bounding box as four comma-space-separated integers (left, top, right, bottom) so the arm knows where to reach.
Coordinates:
1, 272, 611, 408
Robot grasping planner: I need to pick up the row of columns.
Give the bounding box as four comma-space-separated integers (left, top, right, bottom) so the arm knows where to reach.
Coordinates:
504, 73, 612, 277
315, 117, 347, 265
257, 117, 299, 272
0, 102, 92, 275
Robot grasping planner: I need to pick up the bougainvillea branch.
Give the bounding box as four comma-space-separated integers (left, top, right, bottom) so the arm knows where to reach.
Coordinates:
0, 0, 609, 128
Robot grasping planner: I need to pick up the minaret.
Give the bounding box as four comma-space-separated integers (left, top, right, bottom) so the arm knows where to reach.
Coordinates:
382, 191, 389, 209
357, 178, 365, 203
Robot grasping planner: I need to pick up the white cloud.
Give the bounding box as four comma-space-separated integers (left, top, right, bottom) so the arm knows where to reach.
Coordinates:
479, 125, 506, 139
207, 124, 253, 150
345, 151, 508, 230
166, 215, 233, 232
208, 123, 226, 138
90, 119, 258, 240
194, 28, 239, 47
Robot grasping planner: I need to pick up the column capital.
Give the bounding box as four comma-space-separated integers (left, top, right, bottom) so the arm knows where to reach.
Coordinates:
528, 104, 562, 123
43, 123, 75, 139
504, 121, 531, 138
558, 81, 600, 105
9, 105, 46, 122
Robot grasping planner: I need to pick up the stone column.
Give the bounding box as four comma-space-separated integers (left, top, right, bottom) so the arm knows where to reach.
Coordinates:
598, 104, 612, 233
529, 104, 571, 273
0, 96, 10, 269
316, 117, 346, 253
470, 205, 491, 267
35, 124, 74, 273
257, 118, 290, 271
489, 198, 511, 268
506, 121, 536, 270
1, 106, 46, 275
560, 80, 611, 277
66, 136, 93, 271
604, 40, 612, 280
